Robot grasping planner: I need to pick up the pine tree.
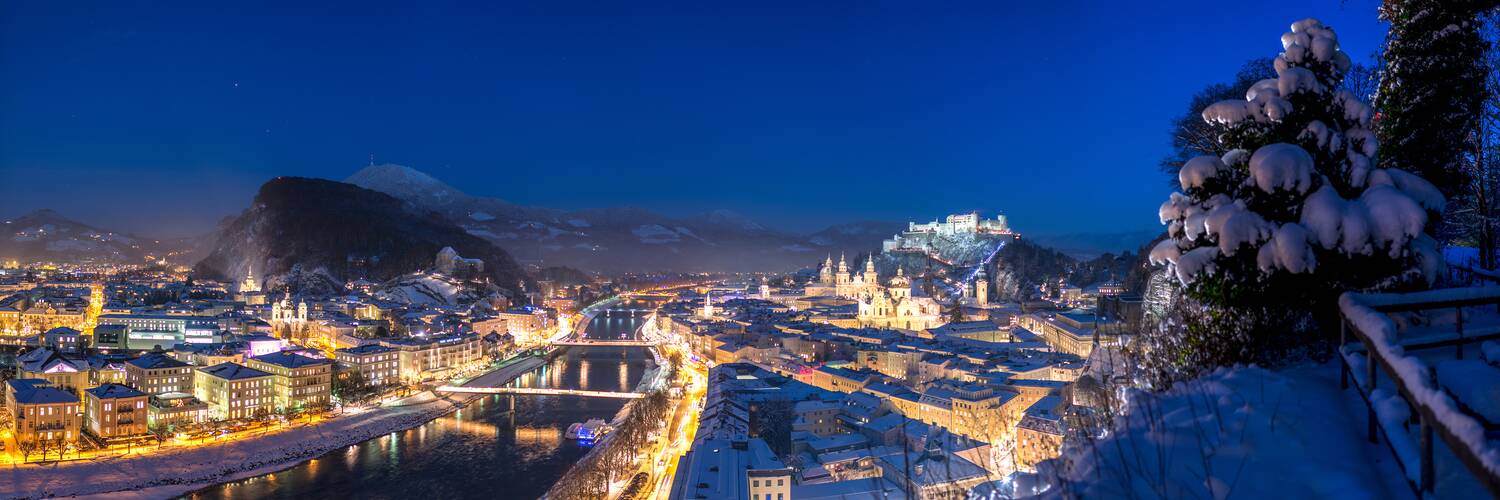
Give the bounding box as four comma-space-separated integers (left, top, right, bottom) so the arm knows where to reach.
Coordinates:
1375, 0, 1495, 200
1146, 19, 1447, 381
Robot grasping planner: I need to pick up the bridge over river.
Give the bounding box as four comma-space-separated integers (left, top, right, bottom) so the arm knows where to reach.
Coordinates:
433, 386, 645, 399
552, 339, 657, 347
191, 306, 659, 500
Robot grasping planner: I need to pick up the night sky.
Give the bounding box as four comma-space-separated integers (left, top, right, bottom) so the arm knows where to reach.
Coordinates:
0, 0, 1386, 238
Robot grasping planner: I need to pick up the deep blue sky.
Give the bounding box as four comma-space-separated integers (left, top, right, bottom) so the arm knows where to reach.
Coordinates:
0, 0, 1386, 238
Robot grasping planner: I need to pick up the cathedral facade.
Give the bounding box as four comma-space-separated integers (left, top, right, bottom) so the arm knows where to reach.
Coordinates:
270, 291, 308, 324
804, 255, 944, 332
804, 254, 881, 299
855, 267, 945, 331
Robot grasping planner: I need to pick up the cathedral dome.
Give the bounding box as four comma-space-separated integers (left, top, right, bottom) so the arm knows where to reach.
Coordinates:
889, 267, 911, 287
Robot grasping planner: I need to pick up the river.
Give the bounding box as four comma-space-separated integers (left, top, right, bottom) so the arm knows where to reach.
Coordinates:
185, 307, 654, 500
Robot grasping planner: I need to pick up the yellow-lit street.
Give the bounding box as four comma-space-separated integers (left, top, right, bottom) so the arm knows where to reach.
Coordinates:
638, 357, 706, 500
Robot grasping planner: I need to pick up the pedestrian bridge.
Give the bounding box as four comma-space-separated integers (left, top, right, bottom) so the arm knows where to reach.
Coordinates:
553, 339, 658, 347
433, 386, 646, 399
601, 308, 654, 315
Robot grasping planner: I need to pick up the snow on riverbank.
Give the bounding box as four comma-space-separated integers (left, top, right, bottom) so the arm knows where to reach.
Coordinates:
0, 391, 480, 500
1051, 362, 1408, 499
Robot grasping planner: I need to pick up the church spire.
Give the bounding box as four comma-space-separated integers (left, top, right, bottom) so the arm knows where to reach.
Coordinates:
239, 267, 260, 293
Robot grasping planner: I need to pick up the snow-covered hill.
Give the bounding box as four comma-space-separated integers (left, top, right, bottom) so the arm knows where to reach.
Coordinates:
0, 209, 169, 264
372, 272, 485, 306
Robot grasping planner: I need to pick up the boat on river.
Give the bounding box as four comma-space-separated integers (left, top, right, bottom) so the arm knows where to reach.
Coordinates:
565, 418, 611, 440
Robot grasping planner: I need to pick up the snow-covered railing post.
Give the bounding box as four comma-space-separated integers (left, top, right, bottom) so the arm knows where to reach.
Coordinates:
1339, 289, 1500, 496
1421, 363, 1437, 494
1457, 306, 1465, 360
1365, 341, 1378, 444
1340, 317, 1349, 390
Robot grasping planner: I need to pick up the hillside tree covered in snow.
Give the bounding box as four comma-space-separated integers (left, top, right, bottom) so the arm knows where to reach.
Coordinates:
1159, 58, 1380, 188
1377, 0, 1499, 268
1147, 19, 1447, 382
1375, 0, 1493, 200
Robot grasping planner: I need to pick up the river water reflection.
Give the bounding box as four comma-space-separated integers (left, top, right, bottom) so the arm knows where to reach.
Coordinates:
187, 309, 651, 499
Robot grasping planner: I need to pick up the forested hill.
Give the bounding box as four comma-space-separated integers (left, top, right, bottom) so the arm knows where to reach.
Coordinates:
989, 239, 1140, 301
194, 177, 528, 294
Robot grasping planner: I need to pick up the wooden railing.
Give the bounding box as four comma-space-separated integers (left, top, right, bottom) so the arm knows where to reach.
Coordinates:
1339, 288, 1500, 497
1448, 263, 1500, 288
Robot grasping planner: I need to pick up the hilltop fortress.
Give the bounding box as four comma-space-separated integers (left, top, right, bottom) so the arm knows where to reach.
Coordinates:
881, 212, 1017, 254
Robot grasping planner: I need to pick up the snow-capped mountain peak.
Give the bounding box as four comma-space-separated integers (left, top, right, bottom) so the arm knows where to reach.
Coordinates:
345, 163, 473, 208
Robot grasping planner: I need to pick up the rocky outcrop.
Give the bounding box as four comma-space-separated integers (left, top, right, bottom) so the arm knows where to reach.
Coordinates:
193, 177, 527, 294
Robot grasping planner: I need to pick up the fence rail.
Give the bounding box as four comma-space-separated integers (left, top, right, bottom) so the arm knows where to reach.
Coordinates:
1339, 288, 1500, 497
1448, 263, 1500, 287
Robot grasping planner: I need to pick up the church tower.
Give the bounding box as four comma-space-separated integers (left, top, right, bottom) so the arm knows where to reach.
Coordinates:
759, 276, 770, 300
272, 291, 288, 322
820, 255, 834, 284
862, 257, 878, 285
976, 268, 989, 306
836, 253, 851, 285
240, 268, 261, 293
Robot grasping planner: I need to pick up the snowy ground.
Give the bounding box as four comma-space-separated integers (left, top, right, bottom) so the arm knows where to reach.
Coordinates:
0, 391, 482, 499
371, 272, 477, 306
1051, 362, 1410, 499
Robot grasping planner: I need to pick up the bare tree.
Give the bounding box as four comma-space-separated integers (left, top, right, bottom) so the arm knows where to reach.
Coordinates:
1339, 61, 1383, 102
147, 417, 172, 444
17, 437, 36, 463
1158, 58, 1276, 184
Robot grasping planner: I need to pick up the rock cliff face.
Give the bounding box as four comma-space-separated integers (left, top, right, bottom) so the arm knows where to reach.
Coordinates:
193, 177, 526, 295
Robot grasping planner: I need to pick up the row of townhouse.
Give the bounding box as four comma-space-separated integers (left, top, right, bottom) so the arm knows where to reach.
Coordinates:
3, 350, 337, 447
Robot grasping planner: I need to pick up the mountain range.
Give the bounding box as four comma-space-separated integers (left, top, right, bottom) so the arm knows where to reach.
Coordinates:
0, 209, 178, 265
345, 163, 900, 272
4, 165, 1157, 276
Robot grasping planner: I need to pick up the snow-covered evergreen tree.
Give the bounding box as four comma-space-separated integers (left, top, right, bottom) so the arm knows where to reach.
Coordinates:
1375, 0, 1492, 200
1145, 19, 1447, 380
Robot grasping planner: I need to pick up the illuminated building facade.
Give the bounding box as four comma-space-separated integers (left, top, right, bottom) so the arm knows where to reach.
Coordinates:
194, 362, 275, 420
334, 344, 400, 387
97, 313, 223, 350
5, 379, 82, 446
124, 353, 195, 395
380, 333, 484, 384
246, 352, 332, 411
84, 384, 148, 440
